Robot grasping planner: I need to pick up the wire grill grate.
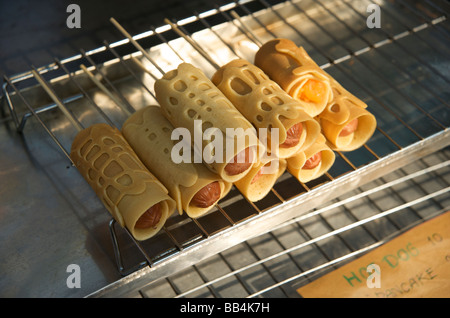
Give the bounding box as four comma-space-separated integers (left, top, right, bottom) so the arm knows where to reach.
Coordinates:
1, 0, 449, 297
140, 152, 450, 298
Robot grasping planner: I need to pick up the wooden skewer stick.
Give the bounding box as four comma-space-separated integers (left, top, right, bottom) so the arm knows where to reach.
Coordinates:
163, 18, 220, 70
230, 10, 263, 47
80, 64, 132, 117
31, 68, 84, 132
110, 17, 165, 76
130, 56, 158, 80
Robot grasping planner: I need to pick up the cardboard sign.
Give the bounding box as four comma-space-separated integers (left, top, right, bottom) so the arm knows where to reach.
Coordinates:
296, 211, 450, 298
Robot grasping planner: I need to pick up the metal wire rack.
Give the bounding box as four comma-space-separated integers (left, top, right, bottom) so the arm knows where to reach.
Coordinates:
1, 0, 449, 297
140, 151, 450, 298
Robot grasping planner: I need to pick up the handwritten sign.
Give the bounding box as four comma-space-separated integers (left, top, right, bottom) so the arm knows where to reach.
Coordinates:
296, 211, 450, 298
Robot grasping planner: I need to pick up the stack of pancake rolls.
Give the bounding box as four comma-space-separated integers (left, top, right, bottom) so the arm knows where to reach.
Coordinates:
70, 38, 376, 241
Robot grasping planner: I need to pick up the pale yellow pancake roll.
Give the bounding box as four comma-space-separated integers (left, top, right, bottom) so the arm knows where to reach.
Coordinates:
287, 134, 335, 184
211, 59, 320, 159
234, 156, 287, 202
255, 38, 376, 151
70, 123, 176, 241
255, 38, 333, 117
154, 63, 263, 183
122, 106, 231, 218
319, 81, 377, 151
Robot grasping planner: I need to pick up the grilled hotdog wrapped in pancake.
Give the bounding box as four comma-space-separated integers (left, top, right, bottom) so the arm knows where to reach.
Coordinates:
211, 59, 320, 159
286, 134, 335, 183
318, 81, 377, 151
255, 38, 376, 151
122, 106, 231, 218
255, 38, 333, 117
234, 156, 287, 202
70, 123, 176, 241
154, 63, 263, 183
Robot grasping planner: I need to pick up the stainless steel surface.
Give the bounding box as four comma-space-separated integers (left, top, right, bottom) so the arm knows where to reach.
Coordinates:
0, 0, 449, 298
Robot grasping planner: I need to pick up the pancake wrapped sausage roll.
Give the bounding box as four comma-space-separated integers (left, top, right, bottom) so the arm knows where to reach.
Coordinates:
70, 123, 176, 241
211, 59, 321, 159
318, 81, 377, 151
234, 156, 287, 202
155, 63, 263, 183
255, 38, 376, 151
286, 134, 335, 183
255, 38, 333, 117
122, 106, 232, 218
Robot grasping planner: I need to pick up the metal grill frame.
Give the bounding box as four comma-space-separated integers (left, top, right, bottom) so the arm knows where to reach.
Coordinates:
1, 0, 449, 297
148, 153, 450, 298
